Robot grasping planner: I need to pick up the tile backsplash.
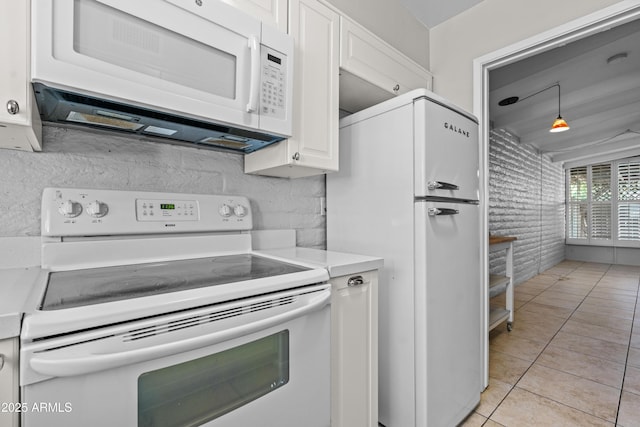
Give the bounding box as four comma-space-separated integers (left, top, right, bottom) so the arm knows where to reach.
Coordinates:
0, 125, 325, 248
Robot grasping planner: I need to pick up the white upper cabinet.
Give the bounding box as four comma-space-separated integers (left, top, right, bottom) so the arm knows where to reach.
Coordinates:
0, 1, 41, 151
245, 0, 339, 178
339, 15, 433, 114
220, 0, 288, 32
245, 1, 433, 177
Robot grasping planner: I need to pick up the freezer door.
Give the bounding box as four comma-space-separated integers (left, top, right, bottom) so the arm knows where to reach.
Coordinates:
414, 97, 479, 201
414, 200, 481, 427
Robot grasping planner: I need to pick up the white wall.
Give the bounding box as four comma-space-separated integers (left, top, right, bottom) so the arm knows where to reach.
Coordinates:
489, 129, 565, 283
566, 245, 640, 266
326, 0, 429, 69
429, 0, 621, 110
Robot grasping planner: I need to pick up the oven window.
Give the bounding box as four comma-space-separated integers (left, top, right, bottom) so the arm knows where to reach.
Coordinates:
138, 330, 289, 427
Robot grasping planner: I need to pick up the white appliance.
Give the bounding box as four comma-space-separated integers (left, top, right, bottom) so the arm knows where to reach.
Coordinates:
20, 188, 330, 427
327, 89, 481, 427
31, 0, 294, 153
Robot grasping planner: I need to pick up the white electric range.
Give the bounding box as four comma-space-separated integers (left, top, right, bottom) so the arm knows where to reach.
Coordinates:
19, 188, 332, 427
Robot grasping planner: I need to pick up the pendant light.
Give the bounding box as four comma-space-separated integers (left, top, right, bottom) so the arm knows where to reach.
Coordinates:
549, 83, 569, 133
498, 83, 570, 133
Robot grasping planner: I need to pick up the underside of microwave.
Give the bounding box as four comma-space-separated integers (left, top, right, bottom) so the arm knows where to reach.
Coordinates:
32, 83, 285, 154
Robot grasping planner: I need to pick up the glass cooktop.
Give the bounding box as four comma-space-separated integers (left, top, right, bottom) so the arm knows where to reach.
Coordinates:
41, 254, 310, 311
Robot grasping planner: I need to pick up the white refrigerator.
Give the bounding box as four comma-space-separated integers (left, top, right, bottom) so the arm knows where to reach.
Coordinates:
327, 89, 481, 427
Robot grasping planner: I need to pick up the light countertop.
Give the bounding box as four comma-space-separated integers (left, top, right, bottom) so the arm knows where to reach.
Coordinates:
0, 267, 42, 339
256, 247, 383, 278
0, 231, 383, 339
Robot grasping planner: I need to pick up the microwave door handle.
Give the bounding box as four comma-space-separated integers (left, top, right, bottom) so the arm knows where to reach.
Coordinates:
29, 289, 330, 378
246, 35, 260, 113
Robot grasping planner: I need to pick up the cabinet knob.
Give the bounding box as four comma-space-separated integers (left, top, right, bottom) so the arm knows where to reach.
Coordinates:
6, 99, 19, 115
392, 84, 400, 93
0, 354, 4, 371
347, 275, 365, 287
292, 152, 300, 161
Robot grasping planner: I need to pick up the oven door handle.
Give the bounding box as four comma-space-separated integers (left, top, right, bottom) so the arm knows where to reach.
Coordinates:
29, 287, 330, 378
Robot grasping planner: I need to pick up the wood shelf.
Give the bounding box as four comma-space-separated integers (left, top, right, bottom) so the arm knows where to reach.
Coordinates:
489, 308, 510, 331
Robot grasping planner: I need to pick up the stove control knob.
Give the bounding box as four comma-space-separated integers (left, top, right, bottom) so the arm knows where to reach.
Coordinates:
219, 204, 232, 218
87, 200, 109, 218
234, 204, 247, 217
58, 200, 82, 218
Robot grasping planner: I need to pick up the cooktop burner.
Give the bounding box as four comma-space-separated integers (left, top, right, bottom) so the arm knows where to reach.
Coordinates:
41, 254, 310, 311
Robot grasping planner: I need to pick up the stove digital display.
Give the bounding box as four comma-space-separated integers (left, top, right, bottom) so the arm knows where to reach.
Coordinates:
161, 203, 175, 210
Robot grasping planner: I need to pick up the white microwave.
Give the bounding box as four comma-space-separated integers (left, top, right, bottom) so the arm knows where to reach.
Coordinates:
31, 0, 294, 153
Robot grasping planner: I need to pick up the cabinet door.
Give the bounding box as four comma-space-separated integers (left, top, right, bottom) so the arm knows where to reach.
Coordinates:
291, 0, 339, 172
244, 0, 339, 178
0, 1, 41, 151
219, 0, 288, 33
331, 271, 378, 427
0, 338, 20, 427
339, 16, 433, 113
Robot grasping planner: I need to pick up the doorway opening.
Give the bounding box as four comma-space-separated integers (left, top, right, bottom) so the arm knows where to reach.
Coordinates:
473, 1, 640, 387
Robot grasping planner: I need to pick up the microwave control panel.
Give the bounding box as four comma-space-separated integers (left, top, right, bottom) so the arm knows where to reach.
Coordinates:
260, 47, 287, 120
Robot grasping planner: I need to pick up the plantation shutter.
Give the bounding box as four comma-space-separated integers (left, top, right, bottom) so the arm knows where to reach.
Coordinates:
618, 160, 640, 241
568, 167, 587, 239
591, 164, 611, 240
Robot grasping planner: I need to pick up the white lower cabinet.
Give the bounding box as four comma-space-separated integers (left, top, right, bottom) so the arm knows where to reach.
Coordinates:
0, 338, 19, 427
331, 270, 378, 427
245, 0, 339, 178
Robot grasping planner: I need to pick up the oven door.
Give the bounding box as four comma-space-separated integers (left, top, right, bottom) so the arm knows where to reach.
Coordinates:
21, 284, 330, 427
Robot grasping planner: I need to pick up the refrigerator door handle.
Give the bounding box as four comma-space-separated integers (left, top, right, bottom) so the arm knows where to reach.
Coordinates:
428, 207, 459, 216
427, 181, 459, 191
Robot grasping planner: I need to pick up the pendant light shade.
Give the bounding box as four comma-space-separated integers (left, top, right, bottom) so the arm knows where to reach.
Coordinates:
550, 116, 570, 133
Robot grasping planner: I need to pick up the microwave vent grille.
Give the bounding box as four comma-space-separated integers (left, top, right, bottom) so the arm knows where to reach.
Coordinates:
32, 83, 286, 154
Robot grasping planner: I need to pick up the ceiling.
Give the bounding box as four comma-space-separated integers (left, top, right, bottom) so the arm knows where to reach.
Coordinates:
399, 0, 484, 28
489, 18, 640, 166
399, 1, 640, 166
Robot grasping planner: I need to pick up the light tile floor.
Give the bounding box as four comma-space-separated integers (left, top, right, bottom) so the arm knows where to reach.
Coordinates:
461, 261, 640, 427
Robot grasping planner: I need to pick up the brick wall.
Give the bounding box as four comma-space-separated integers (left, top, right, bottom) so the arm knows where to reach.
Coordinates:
0, 125, 325, 248
488, 128, 565, 283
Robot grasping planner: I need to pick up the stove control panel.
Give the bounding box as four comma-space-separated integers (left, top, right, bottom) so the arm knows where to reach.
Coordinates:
42, 188, 253, 237
136, 199, 198, 222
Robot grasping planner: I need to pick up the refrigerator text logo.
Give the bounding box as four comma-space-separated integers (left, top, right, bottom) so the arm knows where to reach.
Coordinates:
444, 122, 470, 138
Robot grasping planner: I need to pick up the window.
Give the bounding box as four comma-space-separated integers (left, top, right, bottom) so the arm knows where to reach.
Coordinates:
618, 160, 640, 241
568, 167, 588, 239
567, 158, 640, 246
138, 331, 290, 427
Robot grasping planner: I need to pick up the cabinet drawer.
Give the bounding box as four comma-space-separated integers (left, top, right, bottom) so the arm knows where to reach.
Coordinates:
339, 16, 432, 101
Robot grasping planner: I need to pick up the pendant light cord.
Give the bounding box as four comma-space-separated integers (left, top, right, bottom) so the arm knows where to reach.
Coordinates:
517, 82, 561, 108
